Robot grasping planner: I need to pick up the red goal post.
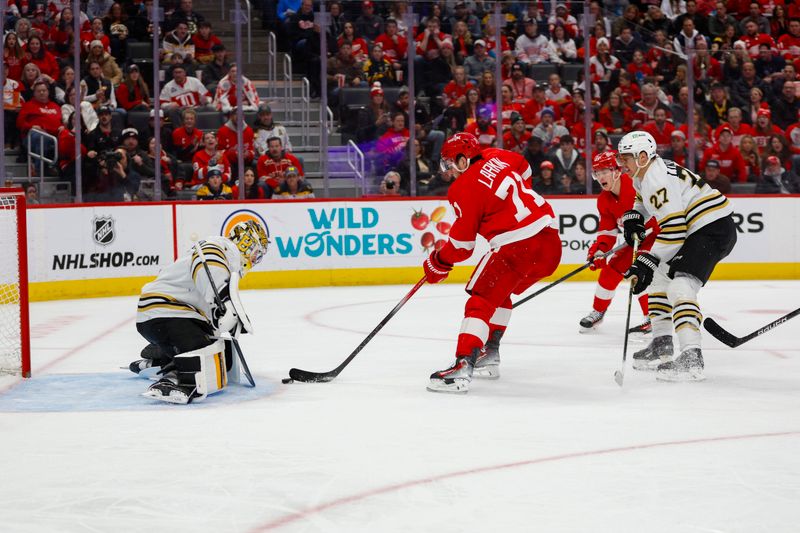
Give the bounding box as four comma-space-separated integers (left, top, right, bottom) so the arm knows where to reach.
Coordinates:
0, 188, 30, 378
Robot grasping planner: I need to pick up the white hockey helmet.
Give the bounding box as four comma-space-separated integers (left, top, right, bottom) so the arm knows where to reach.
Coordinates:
617, 131, 657, 162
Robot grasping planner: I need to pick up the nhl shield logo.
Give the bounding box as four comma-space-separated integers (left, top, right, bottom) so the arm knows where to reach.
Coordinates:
93, 216, 115, 246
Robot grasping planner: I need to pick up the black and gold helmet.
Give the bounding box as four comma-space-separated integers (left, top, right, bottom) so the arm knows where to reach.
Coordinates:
227, 219, 269, 272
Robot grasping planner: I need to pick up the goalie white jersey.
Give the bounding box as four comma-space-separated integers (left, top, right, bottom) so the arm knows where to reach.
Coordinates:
137, 237, 243, 324
632, 157, 733, 263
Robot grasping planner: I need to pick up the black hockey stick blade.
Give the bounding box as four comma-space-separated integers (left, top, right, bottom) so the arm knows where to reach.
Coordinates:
231, 337, 256, 387
288, 277, 427, 383
703, 307, 800, 348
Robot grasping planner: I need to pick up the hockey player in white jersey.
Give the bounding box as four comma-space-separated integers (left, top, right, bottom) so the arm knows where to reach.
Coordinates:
130, 219, 269, 403
616, 131, 737, 382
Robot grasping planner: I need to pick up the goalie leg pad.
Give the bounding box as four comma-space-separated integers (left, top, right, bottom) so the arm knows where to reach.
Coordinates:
173, 339, 228, 401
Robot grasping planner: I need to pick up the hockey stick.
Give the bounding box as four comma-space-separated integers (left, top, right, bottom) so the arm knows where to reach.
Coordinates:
288, 276, 427, 383
512, 240, 629, 309
194, 242, 256, 387
703, 308, 800, 348
614, 236, 640, 387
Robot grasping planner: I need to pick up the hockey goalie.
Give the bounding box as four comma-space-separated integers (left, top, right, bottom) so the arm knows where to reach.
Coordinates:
129, 220, 269, 404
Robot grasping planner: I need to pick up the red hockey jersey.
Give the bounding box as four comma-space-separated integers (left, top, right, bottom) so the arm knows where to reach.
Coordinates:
594, 174, 657, 253
438, 148, 556, 266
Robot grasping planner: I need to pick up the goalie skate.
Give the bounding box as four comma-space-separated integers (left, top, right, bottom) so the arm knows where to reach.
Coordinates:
142, 377, 196, 405
632, 335, 673, 371
427, 352, 476, 394
579, 310, 605, 332
657, 348, 706, 382
474, 331, 502, 379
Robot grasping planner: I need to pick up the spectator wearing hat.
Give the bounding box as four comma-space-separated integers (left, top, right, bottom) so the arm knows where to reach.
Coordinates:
702, 160, 732, 194
465, 106, 497, 149
256, 136, 304, 193
755, 155, 800, 193
201, 44, 230, 93
772, 79, 800, 131
195, 167, 233, 200
503, 112, 531, 154
275, 165, 315, 199
85, 105, 121, 159
172, 108, 204, 163
703, 81, 733, 129
253, 104, 292, 155
374, 18, 408, 72
752, 108, 785, 154
503, 62, 535, 104
531, 107, 569, 151
533, 160, 558, 195
463, 39, 495, 83
192, 21, 222, 65
523, 136, 547, 180
217, 108, 256, 169
663, 130, 699, 169
85, 39, 122, 86
362, 42, 397, 87
547, 24, 578, 65
550, 135, 580, 181
355, 0, 383, 42
549, 3, 579, 39
701, 126, 747, 182
516, 17, 549, 66
213, 64, 260, 113
115, 64, 151, 112
137, 108, 174, 153
643, 107, 676, 155
589, 38, 621, 83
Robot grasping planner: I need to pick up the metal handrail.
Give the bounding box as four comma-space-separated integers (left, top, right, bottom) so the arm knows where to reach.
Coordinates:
267, 32, 277, 99
326, 106, 333, 135
282, 55, 293, 119
26, 130, 58, 185
301, 77, 310, 147
346, 140, 365, 196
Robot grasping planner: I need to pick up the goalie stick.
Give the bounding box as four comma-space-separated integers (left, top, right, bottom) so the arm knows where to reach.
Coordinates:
194, 242, 256, 387
703, 308, 800, 348
288, 276, 427, 383
614, 236, 640, 387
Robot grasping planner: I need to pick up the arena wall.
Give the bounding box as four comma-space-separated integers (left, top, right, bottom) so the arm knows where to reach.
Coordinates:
26, 196, 800, 301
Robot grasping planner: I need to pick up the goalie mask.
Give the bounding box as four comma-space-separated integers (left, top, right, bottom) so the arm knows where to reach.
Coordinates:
228, 220, 269, 272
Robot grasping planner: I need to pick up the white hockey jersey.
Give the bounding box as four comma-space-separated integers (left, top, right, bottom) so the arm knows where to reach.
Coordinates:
632, 157, 733, 263
137, 237, 243, 324
159, 76, 211, 108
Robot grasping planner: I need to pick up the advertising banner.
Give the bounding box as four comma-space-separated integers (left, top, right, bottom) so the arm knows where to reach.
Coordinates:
27, 205, 173, 283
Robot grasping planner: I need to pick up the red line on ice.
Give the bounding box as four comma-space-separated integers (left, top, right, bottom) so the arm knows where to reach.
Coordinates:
249, 430, 800, 532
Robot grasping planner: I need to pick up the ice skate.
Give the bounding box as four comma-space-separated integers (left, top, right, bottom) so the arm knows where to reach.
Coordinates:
632, 335, 673, 371
579, 310, 605, 332
474, 331, 502, 379
628, 317, 652, 335
427, 351, 477, 394
657, 348, 705, 382
129, 358, 154, 375
129, 343, 170, 375
141, 376, 196, 404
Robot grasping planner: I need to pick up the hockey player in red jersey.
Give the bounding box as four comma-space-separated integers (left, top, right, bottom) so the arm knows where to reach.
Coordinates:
422, 132, 562, 394
580, 151, 655, 333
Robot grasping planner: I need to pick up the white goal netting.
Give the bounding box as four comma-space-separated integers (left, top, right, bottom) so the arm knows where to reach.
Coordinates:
0, 193, 23, 375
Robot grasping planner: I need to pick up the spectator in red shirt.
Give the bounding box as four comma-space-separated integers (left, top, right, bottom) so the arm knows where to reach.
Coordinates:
777, 18, 800, 61
256, 137, 304, 192
172, 107, 203, 162
217, 108, 255, 168
231, 167, 266, 199
192, 21, 222, 65
716, 107, 755, 147
25, 37, 59, 85
503, 62, 535, 104
632, 82, 670, 128
503, 112, 531, 154
115, 64, 151, 111
752, 108, 785, 153
702, 126, 748, 182
375, 112, 410, 171
741, 20, 776, 59
338, 21, 369, 64
626, 49, 654, 82
190, 131, 231, 187
663, 130, 699, 169
17, 81, 62, 168
375, 18, 408, 72
499, 85, 525, 130
598, 91, 634, 134
442, 66, 474, 108
465, 106, 497, 148
3, 32, 26, 82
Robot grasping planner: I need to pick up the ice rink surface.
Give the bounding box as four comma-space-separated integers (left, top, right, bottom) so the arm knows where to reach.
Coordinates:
1, 280, 799, 533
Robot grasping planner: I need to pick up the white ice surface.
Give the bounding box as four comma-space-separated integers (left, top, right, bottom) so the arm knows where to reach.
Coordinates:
1, 280, 799, 533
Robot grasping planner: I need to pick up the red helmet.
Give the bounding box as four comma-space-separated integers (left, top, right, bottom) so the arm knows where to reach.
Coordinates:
440, 132, 481, 172
592, 150, 619, 172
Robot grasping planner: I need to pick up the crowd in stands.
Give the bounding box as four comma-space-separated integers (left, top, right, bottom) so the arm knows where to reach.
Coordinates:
3, 0, 315, 201
275, 0, 800, 196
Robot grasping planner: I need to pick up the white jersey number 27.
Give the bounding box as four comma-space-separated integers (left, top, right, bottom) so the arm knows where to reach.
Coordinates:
495, 171, 545, 222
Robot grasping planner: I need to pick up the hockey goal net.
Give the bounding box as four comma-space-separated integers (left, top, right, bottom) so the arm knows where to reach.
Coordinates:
0, 189, 30, 377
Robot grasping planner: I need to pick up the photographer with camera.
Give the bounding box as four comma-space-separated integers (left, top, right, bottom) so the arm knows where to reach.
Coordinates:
84, 147, 127, 202
85, 105, 121, 157
379, 170, 404, 196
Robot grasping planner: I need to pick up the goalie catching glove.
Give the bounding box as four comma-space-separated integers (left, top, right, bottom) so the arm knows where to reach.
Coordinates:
625, 252, 659, 295
423, 251, 453, 284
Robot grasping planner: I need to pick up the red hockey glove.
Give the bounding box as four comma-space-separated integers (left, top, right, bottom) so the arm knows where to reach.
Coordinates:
587, 242, 608, 271
423, 251, 453, 284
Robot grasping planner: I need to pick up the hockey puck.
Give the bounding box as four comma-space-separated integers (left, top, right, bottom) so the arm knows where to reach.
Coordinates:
281, 378, 294, 384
